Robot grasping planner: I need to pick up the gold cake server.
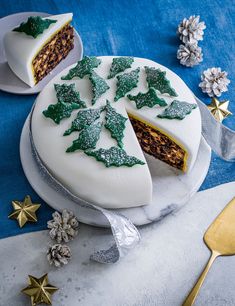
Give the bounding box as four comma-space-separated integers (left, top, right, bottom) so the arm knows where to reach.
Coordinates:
183, 197, 235, 306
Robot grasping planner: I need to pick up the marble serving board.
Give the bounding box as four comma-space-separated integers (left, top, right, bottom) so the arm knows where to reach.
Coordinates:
1, 182, 235, 306
20, 115, 211, 227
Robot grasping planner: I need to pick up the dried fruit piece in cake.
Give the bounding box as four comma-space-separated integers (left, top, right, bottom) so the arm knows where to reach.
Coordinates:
4, 13, 74, 87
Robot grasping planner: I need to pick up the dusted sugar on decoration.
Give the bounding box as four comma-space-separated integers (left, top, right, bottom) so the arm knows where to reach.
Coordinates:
158, 100, 197, 120
54, 83, 86, 108
114, 68, 140, 101
89, 71, 110, 105
61, 56, 101, 80
127, 87, 167, 109
43, 102, 80, 124
64, 107, 104, 136
104, 100, 127, 148
66, 122, 102, 152
85, 146, 145, 167
145, 66, 177, 97
13, 16, 56, 38
108, 57, 134, 79
4, 13, 74, 87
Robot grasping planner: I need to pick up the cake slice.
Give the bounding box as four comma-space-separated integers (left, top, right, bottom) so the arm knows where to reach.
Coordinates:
4, 13, 74, 87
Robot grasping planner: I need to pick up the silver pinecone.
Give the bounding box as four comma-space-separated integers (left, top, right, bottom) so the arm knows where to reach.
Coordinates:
177, 43, 203, 67
177, 15, 206, 44
47, 244, 71, 267
47, 210, 79, 243
199, 67, 230, 97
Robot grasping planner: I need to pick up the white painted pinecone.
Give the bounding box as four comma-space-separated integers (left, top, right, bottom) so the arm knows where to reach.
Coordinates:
47, 244, 71, 267
177, 43, 203, 67
177, 15, 206, 44
47, 210, 79, 243
199, 67, 230, 97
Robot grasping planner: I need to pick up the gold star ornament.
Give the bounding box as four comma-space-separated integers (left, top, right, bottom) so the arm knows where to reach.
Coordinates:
8, 195, 41, 228
22, 274, 58, 306
207, 97, 232, 122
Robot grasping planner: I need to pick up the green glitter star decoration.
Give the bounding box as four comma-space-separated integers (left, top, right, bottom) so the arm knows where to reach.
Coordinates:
157, 100, 197, 120
64, 107, 104, 136
43, 83, 85, 124
108, 57, 134, 79
114, 68, 140, 101
13, 16, 56, 38
85, 146, 145, 167
105, 100, 127, 148
66, 122, 103, 152
89, 72, 110, 105
61, 56, 101, 80
145, 66, 178, 97
127, 87, 167, 109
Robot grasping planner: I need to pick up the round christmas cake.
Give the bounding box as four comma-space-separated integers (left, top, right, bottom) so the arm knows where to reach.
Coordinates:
31, 56, 201, 209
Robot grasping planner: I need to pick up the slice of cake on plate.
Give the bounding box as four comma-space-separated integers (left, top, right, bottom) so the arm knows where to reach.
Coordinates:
4, 13, 74, 87
31, 56, 201, 209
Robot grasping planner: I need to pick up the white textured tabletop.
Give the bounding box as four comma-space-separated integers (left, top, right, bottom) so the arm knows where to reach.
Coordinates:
0, 182, 235, 306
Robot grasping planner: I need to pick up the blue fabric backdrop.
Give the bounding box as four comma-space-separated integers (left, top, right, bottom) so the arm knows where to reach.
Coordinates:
0, 0, 235, 238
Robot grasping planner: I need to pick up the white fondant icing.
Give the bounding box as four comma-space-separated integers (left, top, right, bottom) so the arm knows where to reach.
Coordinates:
31, 56, 201, 209
3, 13, 73, 87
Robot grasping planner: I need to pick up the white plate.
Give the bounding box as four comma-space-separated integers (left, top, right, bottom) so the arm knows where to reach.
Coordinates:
20, 115, 211, 227
0, 12, 83, 95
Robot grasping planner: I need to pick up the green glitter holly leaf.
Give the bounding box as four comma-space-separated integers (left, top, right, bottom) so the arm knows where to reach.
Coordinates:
89, 71, 110, 105
54, 83, 86, 108
107, 57, 134, 79
114, 68, 140, 101
85, 146, 145, 167
66, 122, 102, 152
157, 100, 197, 120
64, 107, 105, 136
127, 87, 167, 109
61, 56, 101, 80
145, 66, 178, 97
13, 16, 56, 38
43, 102, 80, 124
104, 100, 127, 148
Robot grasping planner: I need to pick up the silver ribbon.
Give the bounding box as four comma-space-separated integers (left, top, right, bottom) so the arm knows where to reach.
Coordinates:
195, 96, 235, 162
28, 96, 235, 264
28, 108, 140, 264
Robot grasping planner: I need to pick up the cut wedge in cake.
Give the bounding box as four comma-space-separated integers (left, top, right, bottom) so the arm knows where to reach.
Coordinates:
4, 13, 74, 87
31, 56, 201, 209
